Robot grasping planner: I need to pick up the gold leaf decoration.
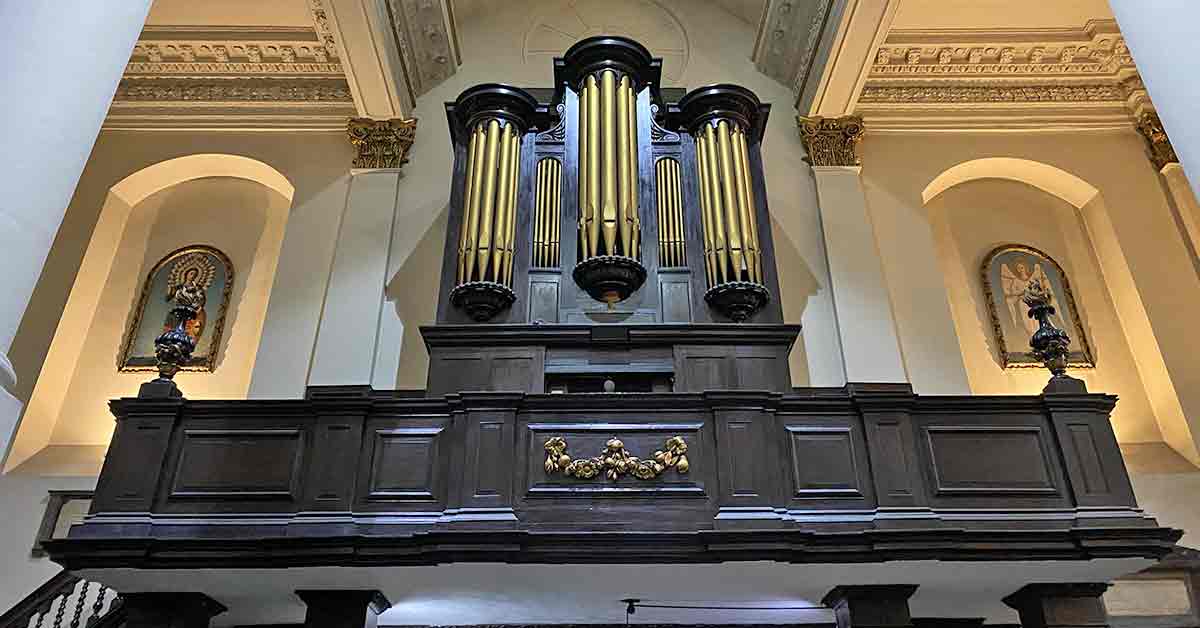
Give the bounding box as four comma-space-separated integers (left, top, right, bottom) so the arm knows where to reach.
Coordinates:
543, 436, 689, 481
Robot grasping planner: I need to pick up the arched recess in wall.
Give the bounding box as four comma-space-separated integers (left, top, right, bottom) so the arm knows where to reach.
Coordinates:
922, 157, 1200, 465
6, 155, 295, 473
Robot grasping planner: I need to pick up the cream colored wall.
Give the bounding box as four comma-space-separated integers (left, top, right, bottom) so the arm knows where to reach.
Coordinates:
9, 131, 354, 408
929, 179, 1159, 443
50, 178, 287, 445
860, 129, 1200, 404
373, 0, 843, 389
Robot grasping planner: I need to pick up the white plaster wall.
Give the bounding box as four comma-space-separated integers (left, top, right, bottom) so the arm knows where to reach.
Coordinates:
930, 179, 1160, 443
374, 0, 842, 389
49, 178, 287, 446
860, 129, 1200, 405
9, 131, 354, 410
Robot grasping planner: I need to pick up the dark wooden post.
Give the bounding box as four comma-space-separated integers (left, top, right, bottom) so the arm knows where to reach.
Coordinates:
121, 593, 225, 628
297, 590, 391, 628
823, 585, 919, 628
912, 619, 986, 628
1002, 583, 1110, 628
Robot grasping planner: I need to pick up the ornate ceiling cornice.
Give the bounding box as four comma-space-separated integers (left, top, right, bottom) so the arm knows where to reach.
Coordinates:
107, 25, 354, 131
857, 19, 1149, 132
384, 0, 461, 104
752, 0, 837, 104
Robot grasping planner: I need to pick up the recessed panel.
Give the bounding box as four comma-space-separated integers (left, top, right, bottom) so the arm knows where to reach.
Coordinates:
926, 426, 1057, 495
787, 427, 862, 498
171, 429, 302, 500
368, 427, 443, 500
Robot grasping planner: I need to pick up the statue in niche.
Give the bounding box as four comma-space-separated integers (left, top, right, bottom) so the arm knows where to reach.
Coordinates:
981, 244, 1094, 369
119, 245, 233, 372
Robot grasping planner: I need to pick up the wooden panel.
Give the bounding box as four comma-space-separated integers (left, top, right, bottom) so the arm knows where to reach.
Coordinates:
787, 427, 861, 498
92, 408, 179, 513
427, 351, 489, 395
674, 345, 734, 391
528, 277, 560, 323
660, 276, 692, 323
492, 356, 537, 392
170, 429, 303, 500
461, 410, 515, 509
302, 414, 365, 511
1048, 410, 1137, 507
866, 417, 917, 502
925, 426, 1058, 496
366, 427, 444, 500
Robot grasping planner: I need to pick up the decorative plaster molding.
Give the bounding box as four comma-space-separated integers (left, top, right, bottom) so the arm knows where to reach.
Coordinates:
752, 0, 836, 100
307, 0, 342, 60
348, 117, 417, 168
797, 115, 864, 167
384, 0, 461, 103
859, 84, 1125, 104
857, 19, 1151, 131
116, 77, 353, 103
1137, 112, 1179, 170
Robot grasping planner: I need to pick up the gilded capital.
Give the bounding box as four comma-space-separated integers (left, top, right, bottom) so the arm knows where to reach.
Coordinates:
1137, 112, 1179, 170
347, 117, 418, 169
797, 115, 865, 167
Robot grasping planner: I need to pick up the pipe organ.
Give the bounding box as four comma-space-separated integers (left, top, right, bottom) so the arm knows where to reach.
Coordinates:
437, 36, 781, 328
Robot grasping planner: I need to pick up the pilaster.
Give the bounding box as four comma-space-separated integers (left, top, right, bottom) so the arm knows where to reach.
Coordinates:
1139, 113, 1200, 263
309, 118, 416, 389
297, 590, 390, 628
122, 593, 226, 628
1002, 583, 1110, 628
823, 584, 918, 628
800, 116, 907, 384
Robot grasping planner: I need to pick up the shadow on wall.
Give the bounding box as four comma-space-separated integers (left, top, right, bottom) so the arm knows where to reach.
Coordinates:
388, 205, 450, 390
771, 216, 818, 387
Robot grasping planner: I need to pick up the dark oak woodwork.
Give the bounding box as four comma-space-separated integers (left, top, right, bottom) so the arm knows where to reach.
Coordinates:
823, 585, 918, 628
46, 383, 1180, 570
121, 593, 225, 628
296, 591, 390, 628
1002, 584, 1111, 628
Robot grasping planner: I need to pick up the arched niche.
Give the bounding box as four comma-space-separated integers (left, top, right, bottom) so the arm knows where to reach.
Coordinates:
923, 157, 1199, 465
7, 154, 295, 473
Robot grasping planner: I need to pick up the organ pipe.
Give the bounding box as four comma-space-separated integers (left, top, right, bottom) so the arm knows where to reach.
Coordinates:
694, 119, 763, 287
577, 69, 640, 260
656, 158, 685, 268
455, 118, 522, 288
534, 158, 562, 268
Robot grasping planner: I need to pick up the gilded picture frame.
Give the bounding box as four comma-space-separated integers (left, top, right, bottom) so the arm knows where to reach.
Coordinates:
980, 244, 1095, 369
118, 245, 234, 372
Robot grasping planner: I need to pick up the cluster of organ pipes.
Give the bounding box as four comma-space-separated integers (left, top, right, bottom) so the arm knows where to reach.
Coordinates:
533, 158, 562, 268
694, 119, 763, 287
457, 118, 522, 288
577, 70, 641, 261
655, 158, 686, 267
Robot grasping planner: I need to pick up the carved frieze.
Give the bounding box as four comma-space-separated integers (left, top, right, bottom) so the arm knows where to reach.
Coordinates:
116, 78, 353, 102
859, 84, 1125, 104
348, 117, 418, 169
543, 436, 690, 481
752, 0, 835, 98
1137, 112, 1179, 170
797, 115, 864, 167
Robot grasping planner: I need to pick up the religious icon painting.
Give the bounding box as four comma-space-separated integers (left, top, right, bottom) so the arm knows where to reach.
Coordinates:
981, 244, 1094, 369
118, 245, 234, 372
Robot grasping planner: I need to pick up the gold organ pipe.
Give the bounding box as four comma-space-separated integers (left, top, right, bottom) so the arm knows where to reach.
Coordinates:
491, 123, 514, 282
728, 125, 754, 284
586, 75, 601, 259
671, 159, 684, 266
474, 119, 501, 282
695, 137, 716, 286
600, 70, 618, 256
702, 125, 728, 283
503, 134, 519, 286
715, 120, 744, 281
665, 159, 677, 266
540, 159, 549, 267
577, 80, 591, 260
656, 160, 665, 265
624, 77, 633, 254
626, 80, 640, 259
734, 128, 761, 284
458, 126, 482, 284
464, 124, 489, 283
552, 158, 561, 265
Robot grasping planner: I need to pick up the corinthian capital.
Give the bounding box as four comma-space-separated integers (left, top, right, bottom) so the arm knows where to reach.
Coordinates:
796, 115, 865, 167
1136, 112, 1179, 171
347, 117, 418, 169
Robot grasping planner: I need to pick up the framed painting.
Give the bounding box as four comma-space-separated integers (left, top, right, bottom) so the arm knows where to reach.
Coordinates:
981, 244, 1094, 369
119, 245, 234, 372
